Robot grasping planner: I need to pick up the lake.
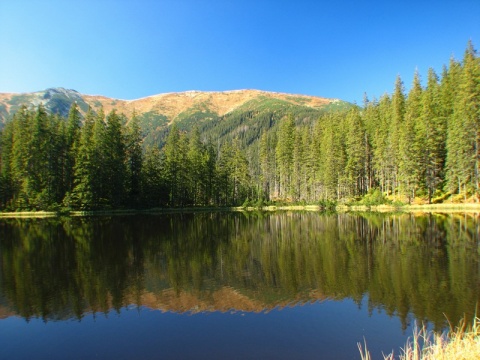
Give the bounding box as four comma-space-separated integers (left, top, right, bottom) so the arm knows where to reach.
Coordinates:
0, 212, 479, 359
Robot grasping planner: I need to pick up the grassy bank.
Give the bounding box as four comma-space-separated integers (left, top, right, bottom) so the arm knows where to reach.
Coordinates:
359, 317, 480, 360
1, 202, 480, 218
237, 205, 322, 211
0, 207, 236, 218
340, 204, 480, 213
341, 203, 480, 213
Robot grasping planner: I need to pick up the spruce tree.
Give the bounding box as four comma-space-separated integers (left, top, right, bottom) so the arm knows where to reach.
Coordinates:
371, 94, 391, 194
275, 114, 295, 199
446, 42, 480, 199
388, 75, 405, 199
421, 68, 445, 202
64, 103, 82, 197
344, 108, 366, 198
103, 110, 127, 208
445, 58, 465, 194
163, 123, 181, 206
125, 112, 143, 208
141, 146, 167, 207
71, 109, 96, 209
399, 71, 423, 202
187, 126, 204, 206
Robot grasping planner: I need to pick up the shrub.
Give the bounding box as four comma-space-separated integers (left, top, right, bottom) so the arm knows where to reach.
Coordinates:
361, 189, 390, 206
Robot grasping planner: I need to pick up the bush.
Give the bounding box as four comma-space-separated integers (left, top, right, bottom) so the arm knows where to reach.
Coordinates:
319, 199, 337, 210
361, 189, 390, 206
255, 198, 264, 209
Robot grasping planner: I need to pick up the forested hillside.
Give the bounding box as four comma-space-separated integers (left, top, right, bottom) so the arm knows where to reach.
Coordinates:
0, 42, 478, 211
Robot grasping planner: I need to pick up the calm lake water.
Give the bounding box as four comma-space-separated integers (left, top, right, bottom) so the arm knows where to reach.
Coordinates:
0, 212, 479, 359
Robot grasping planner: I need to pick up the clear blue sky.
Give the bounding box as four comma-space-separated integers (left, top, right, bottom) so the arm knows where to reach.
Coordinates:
0, 0, 478, 104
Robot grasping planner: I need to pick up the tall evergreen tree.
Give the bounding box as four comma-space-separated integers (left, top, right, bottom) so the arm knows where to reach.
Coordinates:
446, 42, 480, 198
71, 109, 96, 209
344, 108, 366, 197
259, 131, 276, 201
125, 113, 143, 208
421, 68, 446, 202
371, 94, 391, 194
187, 126, 204, 206
103, 110, 127, 208
64, 103, 82, 197
399, 71, 423, 201
388, 75, 405, 199
141, 146, 167, 207
275, 114, 295, 199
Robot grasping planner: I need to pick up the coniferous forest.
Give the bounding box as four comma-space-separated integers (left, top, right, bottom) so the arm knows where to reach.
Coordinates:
0, 42, 478, 211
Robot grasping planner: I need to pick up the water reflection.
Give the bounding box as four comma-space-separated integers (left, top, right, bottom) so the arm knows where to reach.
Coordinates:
0, 212, 479, 330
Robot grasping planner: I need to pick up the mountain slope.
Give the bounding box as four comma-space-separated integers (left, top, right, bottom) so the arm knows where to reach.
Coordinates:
0, 88, 354, 147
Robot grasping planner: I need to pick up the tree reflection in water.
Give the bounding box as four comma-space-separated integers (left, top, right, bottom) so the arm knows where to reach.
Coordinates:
0, 212, 478, 331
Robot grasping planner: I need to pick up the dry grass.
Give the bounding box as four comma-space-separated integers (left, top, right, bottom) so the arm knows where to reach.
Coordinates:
359, 317, 480, 360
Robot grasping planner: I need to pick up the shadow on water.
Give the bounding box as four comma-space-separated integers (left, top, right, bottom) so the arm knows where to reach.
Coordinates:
0, 212, 479, 331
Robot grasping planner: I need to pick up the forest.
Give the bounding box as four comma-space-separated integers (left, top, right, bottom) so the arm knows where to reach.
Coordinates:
0, 42, 478, 211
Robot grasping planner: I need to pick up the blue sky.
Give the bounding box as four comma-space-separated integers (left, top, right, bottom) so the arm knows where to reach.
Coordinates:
0, 0, 478, 104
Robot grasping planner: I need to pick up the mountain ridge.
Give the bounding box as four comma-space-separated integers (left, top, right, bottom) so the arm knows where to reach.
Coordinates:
0, 87, 349, 124
0, 87, 354, 149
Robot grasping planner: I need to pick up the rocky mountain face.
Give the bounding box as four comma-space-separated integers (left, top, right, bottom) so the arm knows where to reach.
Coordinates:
0, 88, 353, 147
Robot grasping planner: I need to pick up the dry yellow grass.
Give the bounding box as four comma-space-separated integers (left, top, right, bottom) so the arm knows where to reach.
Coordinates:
82, 89, 333, 124
359, 317, 480, 360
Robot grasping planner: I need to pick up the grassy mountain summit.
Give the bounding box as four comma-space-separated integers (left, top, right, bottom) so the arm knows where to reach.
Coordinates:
0, 88, 353, 146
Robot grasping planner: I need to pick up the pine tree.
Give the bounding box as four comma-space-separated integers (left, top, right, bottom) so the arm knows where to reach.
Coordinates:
344, 108, 366, 198
318, 113, 345, 200
230, 139, 250, 205
421, 68, 446, 202
291, 128, 304, 201
103, 110, 127, 208
64, 103, 82, 197
299, 126, 313, 201
125, 112, 143, 208
460, 41, 480, 198
216, 141, 234, 206
71, 109, 96, 209
90, 108, 108, 208
0, 121, 14, 208
371, 94, 391, 194
361, 95, 375, 192
26, 105, 50, 208
163, 123, 188, 206
445, 58, 465, 194
388, 75, 405, 199
399, 71, 423, 202
201, 139, 217, 206
275, 114, 295, 200
47, 114, 67, 207
141, 146, 167, 207
446, 42, 480, 199
259, 131, 277, 201
187, 126, 204, 206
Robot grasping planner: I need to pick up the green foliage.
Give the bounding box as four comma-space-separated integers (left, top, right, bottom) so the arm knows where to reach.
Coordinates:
318, 199, 337, 210
359, 189, 390, 206
0, 42, 478, 210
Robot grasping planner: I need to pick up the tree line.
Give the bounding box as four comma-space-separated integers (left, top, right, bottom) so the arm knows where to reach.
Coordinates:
256, 41, 479, 204
0, 102, 253, 210
0, 41, 478, 211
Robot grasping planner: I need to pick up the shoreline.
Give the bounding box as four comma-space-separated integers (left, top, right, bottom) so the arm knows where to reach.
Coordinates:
1, 203, 480, 218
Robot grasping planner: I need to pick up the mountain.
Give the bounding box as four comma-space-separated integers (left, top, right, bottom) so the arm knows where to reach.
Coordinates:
0, 88, 354, 147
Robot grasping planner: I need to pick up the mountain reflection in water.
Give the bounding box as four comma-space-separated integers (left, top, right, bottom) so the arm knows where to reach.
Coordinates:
0, 212, 478, 331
